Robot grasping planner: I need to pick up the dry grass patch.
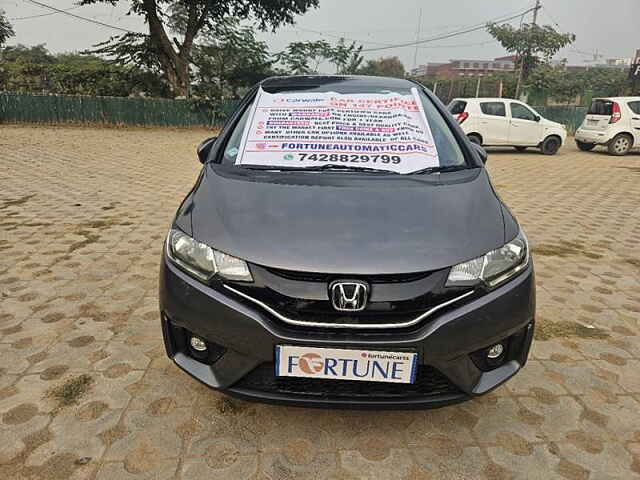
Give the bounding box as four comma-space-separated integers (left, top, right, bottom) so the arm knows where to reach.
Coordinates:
535, 319, 610, 341
48, 374, 94, 408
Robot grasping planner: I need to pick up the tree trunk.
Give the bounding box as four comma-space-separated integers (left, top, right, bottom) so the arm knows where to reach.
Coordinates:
141, 0, 206, 97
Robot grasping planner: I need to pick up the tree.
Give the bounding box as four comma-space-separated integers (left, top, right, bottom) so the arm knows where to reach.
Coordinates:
0, 9, 14, 47
357, 56, 405, 78
329, 38, 363, 74
527, 65, 632, 104
0, 43, 168, 96
1, 44, 56, 64
191, 17, 275, 98
277, 40, 332, 74
79, 0, 319, 97
276, 39, 362, 75
486, 23, 575, 84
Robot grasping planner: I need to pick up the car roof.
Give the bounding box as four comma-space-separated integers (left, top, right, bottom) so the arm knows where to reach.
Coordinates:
592, 97, 640, 102
260, 75, 417, 90
452, 97, 521, 102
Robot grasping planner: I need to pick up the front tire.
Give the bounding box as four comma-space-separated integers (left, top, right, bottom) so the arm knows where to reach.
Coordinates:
576, 140, 596, 152
541, 136, 561, 155
607, 134, 632, 156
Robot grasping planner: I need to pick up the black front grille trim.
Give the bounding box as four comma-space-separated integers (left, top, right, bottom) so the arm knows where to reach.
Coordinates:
264, 267, 432, 284
233, 363, 461, 399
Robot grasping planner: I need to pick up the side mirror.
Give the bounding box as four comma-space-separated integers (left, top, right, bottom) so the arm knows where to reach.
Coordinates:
534, 115, 541, 122
197, 137, 217, 164
471, 142, 488, 165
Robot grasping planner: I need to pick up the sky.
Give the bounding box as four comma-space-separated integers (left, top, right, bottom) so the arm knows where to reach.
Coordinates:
1, 0, 639, 70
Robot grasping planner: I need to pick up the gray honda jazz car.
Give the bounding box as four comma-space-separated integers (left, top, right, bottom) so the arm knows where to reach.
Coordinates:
159, 75, 535, 409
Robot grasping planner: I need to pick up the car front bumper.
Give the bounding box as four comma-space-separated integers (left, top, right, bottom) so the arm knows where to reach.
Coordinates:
159, 254, 536, 409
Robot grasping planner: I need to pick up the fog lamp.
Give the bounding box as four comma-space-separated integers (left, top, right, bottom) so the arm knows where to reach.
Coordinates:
190, 336, 207, 352
487, 343, 505, 359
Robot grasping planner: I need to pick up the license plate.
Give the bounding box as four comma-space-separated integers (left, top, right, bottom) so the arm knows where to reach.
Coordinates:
275, 345, 417, 384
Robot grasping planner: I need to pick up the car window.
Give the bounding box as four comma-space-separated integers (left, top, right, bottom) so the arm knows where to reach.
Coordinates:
479, 102, 506, 117
628, 101, 640, 115
588, 100, 613, 116
221, 104, 253, 163
217, 86, 468, 171
510, 103, 536, 121
448, 100, 467, 115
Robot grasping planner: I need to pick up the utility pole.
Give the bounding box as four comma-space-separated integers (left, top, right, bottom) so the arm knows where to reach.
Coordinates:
515, 0, 541, 99
533, 0, 541, 25
412, 8, 423, 72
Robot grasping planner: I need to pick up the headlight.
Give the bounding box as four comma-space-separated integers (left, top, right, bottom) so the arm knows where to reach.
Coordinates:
447, 231, 529, 288
166, 229, 253, 282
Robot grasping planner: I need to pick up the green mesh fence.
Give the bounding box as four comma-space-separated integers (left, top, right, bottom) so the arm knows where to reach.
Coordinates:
534, 106, 588, 133
0, 92, 588, 133
0, 93, 240, 127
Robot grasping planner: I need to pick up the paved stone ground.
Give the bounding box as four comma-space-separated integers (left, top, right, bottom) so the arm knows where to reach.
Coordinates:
1, 124, 639, 480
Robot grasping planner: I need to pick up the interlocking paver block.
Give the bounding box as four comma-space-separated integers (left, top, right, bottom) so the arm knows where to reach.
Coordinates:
1, 125, 639, 479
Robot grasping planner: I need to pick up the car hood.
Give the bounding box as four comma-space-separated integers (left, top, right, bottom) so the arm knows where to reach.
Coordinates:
541, 118, 564, 130
187, 167, 507, 275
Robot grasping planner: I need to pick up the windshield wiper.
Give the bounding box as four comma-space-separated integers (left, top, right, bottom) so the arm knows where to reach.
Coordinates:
299, 164, 403, 174
412, 165, 473, 175
245, 164, 401, 174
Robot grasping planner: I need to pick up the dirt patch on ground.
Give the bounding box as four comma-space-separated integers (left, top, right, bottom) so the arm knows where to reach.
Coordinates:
124, 441, 160, 474
532, 241, 602, 259
0, 194, 35, 210
40, 365, 69, 381
48, 374, 94, 409
617, 166, 640, 174
2, 403, 39, 425
620, 257, 640, 270
147, 397, 177, 416
77, 400, 109, 421
68, 335, 95, 348
535, 319, 610, 341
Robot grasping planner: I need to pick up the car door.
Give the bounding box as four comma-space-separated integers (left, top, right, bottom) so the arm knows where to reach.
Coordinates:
509, 102, 543, 146
478, 101, 509, 145
628, 101, 640, 145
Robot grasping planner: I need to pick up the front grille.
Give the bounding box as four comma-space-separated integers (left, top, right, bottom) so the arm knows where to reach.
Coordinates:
265, 267, 431, 284
232, 264, 475, 329
232, 363, 461, 399
228, 283, 473, 329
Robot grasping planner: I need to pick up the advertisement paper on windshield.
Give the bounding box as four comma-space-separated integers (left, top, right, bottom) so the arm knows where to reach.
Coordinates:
235, 88, 440, 174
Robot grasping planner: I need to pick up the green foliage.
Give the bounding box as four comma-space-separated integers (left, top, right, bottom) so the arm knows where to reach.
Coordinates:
276, 39, 362, 75
78, 0, 320, 95
192, 17, 275, 98
86, 33, 165, 75
527, 65, 632, 103
0, 9, 14, 47
486, 23, 575, 79
356, 56, 406, 78
277, 40, 330, 74
330, 38, 364, 74
0, 44, 169, 97
1, 44, 55, 64
80, 0, 320, 32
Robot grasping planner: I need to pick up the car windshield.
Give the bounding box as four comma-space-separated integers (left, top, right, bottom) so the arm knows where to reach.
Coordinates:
215, 82, 468, 175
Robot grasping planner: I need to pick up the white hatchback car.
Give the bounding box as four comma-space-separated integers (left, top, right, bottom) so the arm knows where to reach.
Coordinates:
448, 98, 567, 155
575, 97, 640, 156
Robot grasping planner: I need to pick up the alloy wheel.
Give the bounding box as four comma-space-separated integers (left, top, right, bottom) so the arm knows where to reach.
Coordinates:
614, 137, 630, 154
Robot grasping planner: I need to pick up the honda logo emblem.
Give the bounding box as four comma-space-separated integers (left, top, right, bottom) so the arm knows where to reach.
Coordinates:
329, 280, 369, 312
